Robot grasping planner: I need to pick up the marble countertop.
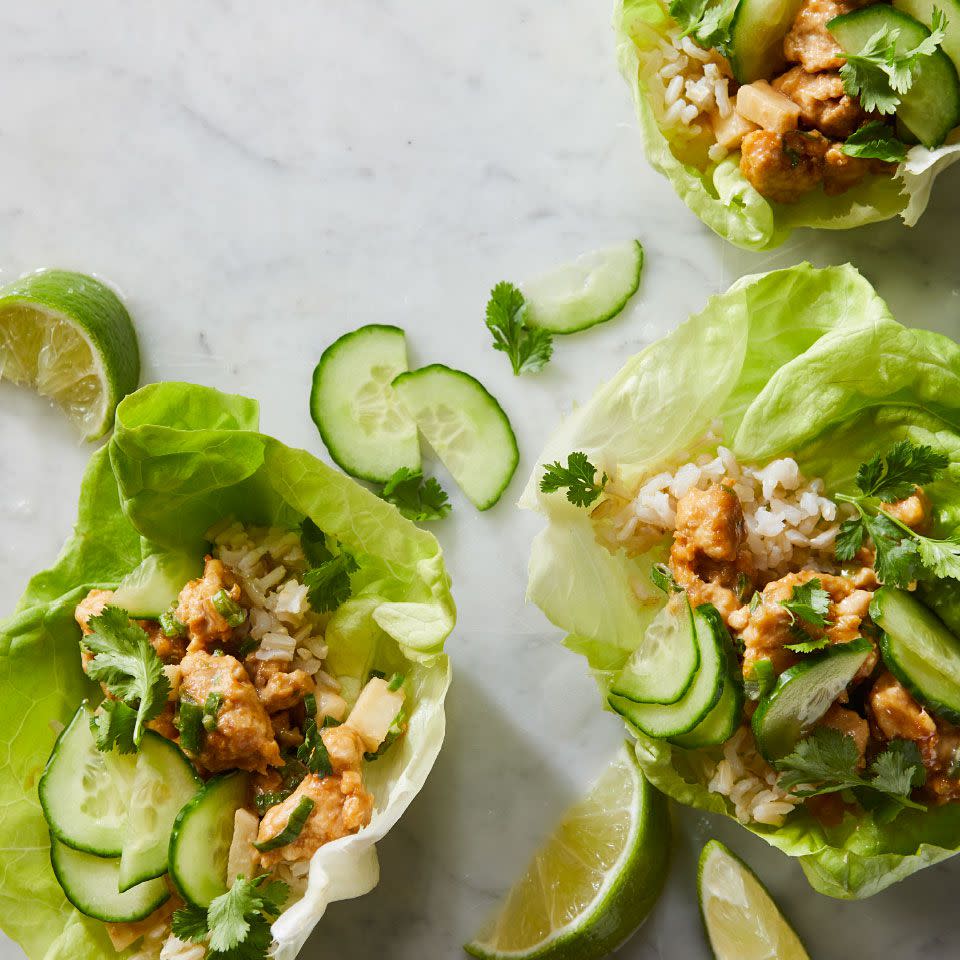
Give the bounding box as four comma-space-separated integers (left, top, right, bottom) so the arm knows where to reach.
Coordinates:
2, 1, 960, 958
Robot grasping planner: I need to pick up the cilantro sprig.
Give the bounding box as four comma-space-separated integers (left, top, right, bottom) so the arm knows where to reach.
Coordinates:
780, 578, 833, 653
173, 874, 288, 960
539, 452, 608, 508
83, 606, 171, 751
300, 519, 358, 613
776, 727, 926, 822
834, 440, 957, 586
485, 281, 553, 376
838, 9, 948, 114
841, 121, 908, 163
379, 467, 451, 521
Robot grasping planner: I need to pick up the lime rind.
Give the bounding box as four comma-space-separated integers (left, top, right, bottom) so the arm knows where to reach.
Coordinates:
0, 269, 140, 439
698, 839, 810, 960
464, 742, 669, 960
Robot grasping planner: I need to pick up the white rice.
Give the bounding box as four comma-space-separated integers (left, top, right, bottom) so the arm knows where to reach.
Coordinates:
706, 727, 802, 825
597, 444, 847, 579
206, 520, 331, 679
638, 28, 733, 154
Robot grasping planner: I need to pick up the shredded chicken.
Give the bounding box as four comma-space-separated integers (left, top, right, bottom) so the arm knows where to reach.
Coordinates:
175, 557, 243, 652
178, 651, 282, 774
772, 67, 867, 139
669, 483, 754, 621
256, 725, 374, 869
783, 0, 858, 72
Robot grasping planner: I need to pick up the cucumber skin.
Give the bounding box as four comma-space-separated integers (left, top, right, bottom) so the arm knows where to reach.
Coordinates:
49, 837, 170, 924
392, 364, 519, 511
310, 324, 419, 485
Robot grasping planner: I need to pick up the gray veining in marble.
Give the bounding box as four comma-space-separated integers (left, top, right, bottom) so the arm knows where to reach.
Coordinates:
1, 1, 960, 958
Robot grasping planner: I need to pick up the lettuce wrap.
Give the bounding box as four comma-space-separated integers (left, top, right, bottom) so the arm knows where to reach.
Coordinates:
615, 0, 960, 249
0, 382, 454, 959
522, 262, 960, 898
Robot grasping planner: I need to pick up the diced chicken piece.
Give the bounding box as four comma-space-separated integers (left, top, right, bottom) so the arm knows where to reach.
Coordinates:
736, 81, 800, 133
822, 142, 875, 195
772, 67, 867, 139
669, 484, 754, 623
245, 656, 316, 714
75, 589, 114, 635
783, 0, 855, 73
175, 556, 243, 652
869, 672, 937, 742
819, 703, 870, 767
924, 720, 960, 804
226, 808, 261, 886
739, 129, 827, 204
105, 897, 179, 952
179, 651, 282, 774
712, 109, 759, 150
256, 729, 374, 870
884, 487, 932, 534
346, 677, 406, 752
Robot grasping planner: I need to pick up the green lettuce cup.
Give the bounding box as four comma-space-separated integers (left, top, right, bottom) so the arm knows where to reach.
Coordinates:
0, 382, 454, 959
522, 262, 960, 899
615, 0, 960, 250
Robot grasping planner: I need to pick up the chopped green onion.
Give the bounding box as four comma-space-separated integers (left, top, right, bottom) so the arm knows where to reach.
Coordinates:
304, 693, 317, 720
744, 659, 775, 702
202, 692, 223, 732
387, 673, 405, 692
212, 589, 247, 627
749, 593, 762, 613
177, 696, 204, 755
254, 791, 288, 816
650, 563, 681, 594
735, 572, 750, 603
252, 796, 315, 852
364, 709, 406, 762
238, 636, 260, 658
322, 715, 342, 728
159, 611, 187, 638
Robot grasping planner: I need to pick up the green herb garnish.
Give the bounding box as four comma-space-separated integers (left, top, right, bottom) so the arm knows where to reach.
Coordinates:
380, 467, 451, 521
485, 281, 553, 376
650, 562, 682, 594
252, 796, 315, 852
539, 452, 608, 508
387, 672, 406, 692
743, 659, 775, 701
159, 610, 187, 638
202, 692, 224, 733
177, 695, 204, 755
303, 546, 358, 613
212, 589, 246, 627
841, 121, 908, 162
89, 700, 139, 754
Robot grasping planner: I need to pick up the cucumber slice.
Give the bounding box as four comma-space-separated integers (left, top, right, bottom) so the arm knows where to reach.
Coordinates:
751, 637, 873, 761
829, 7, 960, 147
521, 240, 643, 334
918, 577, 960, 637
118, 732, 201, 891
39, 705, 136, 857
610, 597, 700, 705
310, 324, 420, 484
112, 552, 202, 619
392, 365, 519, 510
728, 0, 806, 83
895, 0, 960, 75
872, 586, 960, 722
50, 837, 170, 923
670, 607, 744, 749
169, 772, 248, 907
609, 604, 725, 738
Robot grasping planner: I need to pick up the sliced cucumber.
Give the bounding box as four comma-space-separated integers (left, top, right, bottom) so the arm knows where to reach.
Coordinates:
671, 607, 744, 749
829, 7, 960, 147
310, 324, 420, 484
728, 0, 806, 83
50, 837, 170, 923
118, 732, 201, 891
169, 772, 248, 907
39, 705, 137, 857
610, 597, 699, 705
112, 551, 202, 619
609, 604, 725, 738
918, 577, 960, 637
894, 0, 960, 76
392, 365, 519, 511
872, 586, 960, 722
752, 637, 873, 761
521, 240, 643, 334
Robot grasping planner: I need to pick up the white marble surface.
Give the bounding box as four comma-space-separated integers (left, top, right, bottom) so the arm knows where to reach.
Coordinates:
2, 2, 960, 958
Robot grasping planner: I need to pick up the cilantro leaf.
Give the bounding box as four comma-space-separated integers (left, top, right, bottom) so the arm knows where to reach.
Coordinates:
380, 467, 451, 521
299, 517, 333, 567
172, 903, 210, 943
784, 634, 832, 654
865, 512, 923, 587
870, 738, 927, 796
835, 515, 866, 562
916, 535, 960, 580
780, 578, 831, 629
668, 0, 740, 49
842, 121, 908, 162
83, 606, 170, 748
89, 700, 139, 754
485, 281, 553, 376
855, 439, 948, 501
539, 452, 608, 508
303, 549, 358, 613
211, 916, 273, 960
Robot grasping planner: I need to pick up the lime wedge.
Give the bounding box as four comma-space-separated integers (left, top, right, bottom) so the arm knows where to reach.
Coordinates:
698, 840, 810, 960
465, 742, 669, 960
0, 269, 139, 439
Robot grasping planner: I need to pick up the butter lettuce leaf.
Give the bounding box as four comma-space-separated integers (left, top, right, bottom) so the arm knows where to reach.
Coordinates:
0, 382, 454, 960
523, 263, 960, 899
